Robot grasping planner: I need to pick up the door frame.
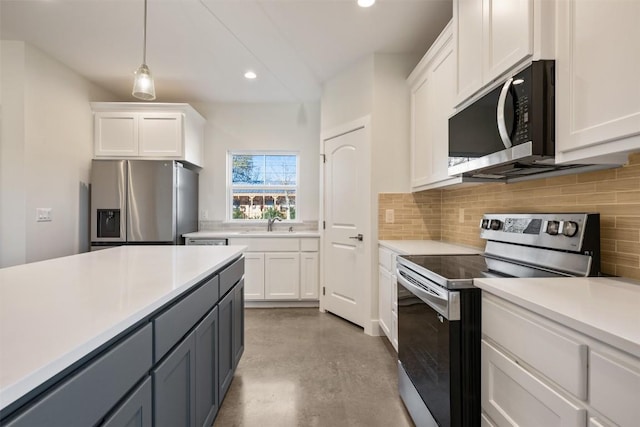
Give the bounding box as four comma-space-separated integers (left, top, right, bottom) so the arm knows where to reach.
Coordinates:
319, 115, 376, 335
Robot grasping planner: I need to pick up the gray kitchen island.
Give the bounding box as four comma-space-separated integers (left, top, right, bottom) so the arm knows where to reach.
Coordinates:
0, 245, 245, 426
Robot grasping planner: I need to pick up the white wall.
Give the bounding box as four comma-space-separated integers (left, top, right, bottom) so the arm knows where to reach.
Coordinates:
194, 102, 321, 222
0, 41, 116, 267
320, 56, 374, 131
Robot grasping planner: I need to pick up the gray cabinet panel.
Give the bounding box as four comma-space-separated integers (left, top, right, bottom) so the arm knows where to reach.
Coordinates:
233, 279, 245, 368
218, 290, 234, 401
102, 376, 152, 427
5, 324, 152, 427
153, 330, 196, 427
154, 275, 219, 362
220, 256, 244, 297
195, 307, 219, 427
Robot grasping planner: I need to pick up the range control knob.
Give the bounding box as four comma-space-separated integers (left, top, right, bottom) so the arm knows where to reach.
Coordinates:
545, 220, 560, 235
562, 221, 579, 237
490, 219, 502, 231
481, 219, 490, 229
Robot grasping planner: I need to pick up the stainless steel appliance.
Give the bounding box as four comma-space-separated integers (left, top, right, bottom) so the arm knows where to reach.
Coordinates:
90, 160, 198, 249
448, 61, 612, 181
397, 213, 601, 427
185, 238, 228, 246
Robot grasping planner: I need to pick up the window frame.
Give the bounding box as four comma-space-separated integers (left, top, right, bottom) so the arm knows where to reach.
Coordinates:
226, 150, 300, 223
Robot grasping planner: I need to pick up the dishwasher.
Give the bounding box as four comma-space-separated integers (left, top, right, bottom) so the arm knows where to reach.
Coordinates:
185, 238, 228, 246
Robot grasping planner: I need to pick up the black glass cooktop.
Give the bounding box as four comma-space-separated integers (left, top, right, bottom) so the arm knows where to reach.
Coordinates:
399, 254, 569, 289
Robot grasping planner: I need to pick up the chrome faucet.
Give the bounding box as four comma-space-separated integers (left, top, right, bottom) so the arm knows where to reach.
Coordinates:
267, 217, 283, 232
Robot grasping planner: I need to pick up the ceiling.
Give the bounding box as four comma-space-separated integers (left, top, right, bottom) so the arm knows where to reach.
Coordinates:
0, 0, 452, 104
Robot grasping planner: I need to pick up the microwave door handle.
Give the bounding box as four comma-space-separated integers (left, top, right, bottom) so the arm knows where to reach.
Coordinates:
497, 77, 514, 149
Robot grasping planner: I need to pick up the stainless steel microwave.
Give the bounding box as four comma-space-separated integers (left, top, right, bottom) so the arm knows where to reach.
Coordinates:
448, 60, 559, 179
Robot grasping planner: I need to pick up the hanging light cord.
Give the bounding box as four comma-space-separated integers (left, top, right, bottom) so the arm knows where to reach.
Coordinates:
142, 0, 148, 65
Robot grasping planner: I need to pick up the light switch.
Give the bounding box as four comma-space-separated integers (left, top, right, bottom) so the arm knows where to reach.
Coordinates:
36, 208, 52, 222
385, 209, 395, 224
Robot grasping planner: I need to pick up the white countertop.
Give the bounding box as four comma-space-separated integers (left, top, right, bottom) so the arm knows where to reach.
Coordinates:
184, 230, 320, 238
0, 245, 245, 411
378, 240, 482, 255
474, 276, 640, 357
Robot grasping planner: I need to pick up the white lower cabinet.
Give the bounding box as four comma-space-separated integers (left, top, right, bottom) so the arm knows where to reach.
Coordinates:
482, 293, 640, 427
378, 245, 398, 350
228, 237, 319, 302
589, 350, 640, 427
300, 252, 319, 299
482, 340, 586, 427
243, 253, 265, 300
265, 253, 300, 300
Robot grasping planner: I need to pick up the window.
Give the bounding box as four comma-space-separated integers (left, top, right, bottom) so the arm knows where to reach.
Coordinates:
228, 153, 298, 221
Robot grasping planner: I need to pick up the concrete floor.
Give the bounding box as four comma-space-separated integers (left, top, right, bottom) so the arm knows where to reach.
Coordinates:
213, 308, 414, 427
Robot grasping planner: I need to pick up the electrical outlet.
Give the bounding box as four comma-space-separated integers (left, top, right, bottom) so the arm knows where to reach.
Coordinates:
385, 209, 395, 224
458, 208, 465, 223
200, 209, 208, 220
36, 208, 52, 222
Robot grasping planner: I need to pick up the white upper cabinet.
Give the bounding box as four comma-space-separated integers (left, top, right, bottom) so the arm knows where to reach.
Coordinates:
455, 0, 553, 107
92, 103, 205, 167
555, 0, 640, 165
138, 113, 184, 158
455, 0, 484, 103
482, 0, 533, 84
408, 22, 462, 191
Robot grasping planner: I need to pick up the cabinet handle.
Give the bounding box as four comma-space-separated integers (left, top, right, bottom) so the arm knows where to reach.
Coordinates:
349, 234, 364, 242
497, 77, 514, 149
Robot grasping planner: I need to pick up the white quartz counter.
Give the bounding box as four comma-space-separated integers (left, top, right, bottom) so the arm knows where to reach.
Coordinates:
474, 276, 640, 357
378, 240, 482, 255
0, 245, 245, 411
184, 230, 320, 238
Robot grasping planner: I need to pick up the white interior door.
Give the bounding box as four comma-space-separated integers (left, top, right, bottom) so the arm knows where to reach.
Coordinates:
322, 123, 369, 328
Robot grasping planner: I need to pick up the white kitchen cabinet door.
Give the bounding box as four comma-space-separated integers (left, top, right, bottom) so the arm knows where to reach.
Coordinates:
138, 113, 184, 158
482, 0, 533, 83
482, 340, 586, 427
378, 266, 392, 339
455, 0, 483, 103
264, 253, 300, 300
409, 23, 459, 191
94, 112, 139, 157
243, 253, 265, 301
300, 252, 319, 300
555, 0, 640, 164
589, 349, 640, 427
410, 77, 432, 189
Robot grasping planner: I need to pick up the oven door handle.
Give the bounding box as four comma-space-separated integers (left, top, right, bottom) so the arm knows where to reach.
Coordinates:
397, 269, 456, 320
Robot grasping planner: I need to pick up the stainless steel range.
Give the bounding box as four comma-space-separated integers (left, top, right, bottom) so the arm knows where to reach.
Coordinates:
396, 213, 601, 427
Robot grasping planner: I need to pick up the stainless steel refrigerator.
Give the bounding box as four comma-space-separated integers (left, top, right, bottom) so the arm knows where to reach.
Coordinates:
90, 160, 198, 249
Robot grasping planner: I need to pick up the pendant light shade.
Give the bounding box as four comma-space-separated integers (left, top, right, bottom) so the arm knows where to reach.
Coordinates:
133, 63, 155, 100
132, 0, 156, 100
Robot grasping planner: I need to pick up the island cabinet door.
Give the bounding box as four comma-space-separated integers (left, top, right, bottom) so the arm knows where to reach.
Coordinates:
153, 330, 196, 427
102, 376, 152, 427
233, 279, 245, 368
195, 306, 219, 427
218, 289, 235, 401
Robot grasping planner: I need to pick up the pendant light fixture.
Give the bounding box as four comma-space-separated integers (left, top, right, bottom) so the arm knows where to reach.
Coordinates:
132, 0, 156, 100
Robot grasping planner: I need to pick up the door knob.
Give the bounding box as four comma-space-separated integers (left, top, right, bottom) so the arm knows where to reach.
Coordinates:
349, 234, 364, 242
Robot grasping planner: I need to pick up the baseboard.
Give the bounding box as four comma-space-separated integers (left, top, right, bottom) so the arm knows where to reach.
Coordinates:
245, 300, 320, 309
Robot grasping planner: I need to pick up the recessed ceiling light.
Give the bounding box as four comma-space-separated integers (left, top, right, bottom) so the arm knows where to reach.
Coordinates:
244, 71, 257, 80
357, 0, 375, 7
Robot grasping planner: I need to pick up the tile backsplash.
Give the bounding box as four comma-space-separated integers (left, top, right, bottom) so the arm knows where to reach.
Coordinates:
379, 153, 640, 280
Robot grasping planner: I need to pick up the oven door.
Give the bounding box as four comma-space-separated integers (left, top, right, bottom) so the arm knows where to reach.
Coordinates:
397, 268, 460, 427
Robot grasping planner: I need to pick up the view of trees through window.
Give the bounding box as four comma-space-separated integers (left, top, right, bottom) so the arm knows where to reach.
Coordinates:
230, 154, 297, 220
